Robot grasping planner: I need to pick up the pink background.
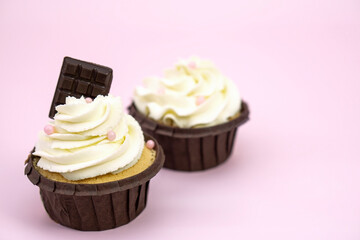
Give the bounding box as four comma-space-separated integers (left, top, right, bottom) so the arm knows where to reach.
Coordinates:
1, 0, 360, 239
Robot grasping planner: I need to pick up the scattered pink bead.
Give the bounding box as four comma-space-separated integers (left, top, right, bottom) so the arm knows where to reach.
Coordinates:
188, 61, 197, 69
196, 96, 206, 105
85, 97, 93, 103
157, 87, 165, 95
146, 140, 155, 149
44, 125, 55, 135
107, 130, 116, 141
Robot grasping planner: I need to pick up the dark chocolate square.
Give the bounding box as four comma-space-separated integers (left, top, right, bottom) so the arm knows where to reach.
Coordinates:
95, 70, 109, 85
63, 61, 78, 76
80, 66, 93, 80
59, 76, 74, 90
91, 85, 106, 96
76, 81, 90, 94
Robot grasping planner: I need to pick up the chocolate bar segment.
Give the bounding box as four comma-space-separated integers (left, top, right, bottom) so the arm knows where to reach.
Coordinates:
49, 57, 113, 118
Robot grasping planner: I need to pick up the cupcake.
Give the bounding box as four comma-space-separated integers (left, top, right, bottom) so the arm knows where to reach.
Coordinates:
25, 57, 164, 231
129, 56, 249, 171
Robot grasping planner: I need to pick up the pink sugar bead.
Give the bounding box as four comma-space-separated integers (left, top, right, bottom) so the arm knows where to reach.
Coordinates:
44, 125, 55, 135
188, 61, 197, 69
107, 130, 116, 141
146, 140, 155, 149
157, 87, 165, 95
196, 96, 206, 105
85, 97, 93, 103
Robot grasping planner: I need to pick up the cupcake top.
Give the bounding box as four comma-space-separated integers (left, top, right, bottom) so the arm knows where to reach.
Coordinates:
33, 95, 144, 181
134, 56, 241, 128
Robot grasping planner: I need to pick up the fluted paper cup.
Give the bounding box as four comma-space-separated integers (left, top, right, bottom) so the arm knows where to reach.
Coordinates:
128, 101, 249, 171
24, 135, 165, 231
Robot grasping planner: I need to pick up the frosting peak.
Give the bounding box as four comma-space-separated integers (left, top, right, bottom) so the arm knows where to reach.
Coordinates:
33, 95, 144, 181
134, 57, 241, 128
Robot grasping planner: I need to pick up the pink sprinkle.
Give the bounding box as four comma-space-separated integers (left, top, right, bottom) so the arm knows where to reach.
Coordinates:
107, 130, 116, 141
146, 140, 155, 149
85, 97, 93, 103
188, 61, 197, 69
157, 87, 165, 95
44, 125, 55, 135
196, 96, 206, 105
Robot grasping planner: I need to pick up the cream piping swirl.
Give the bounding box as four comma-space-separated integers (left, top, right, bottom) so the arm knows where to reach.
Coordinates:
33, 95, 144, 181
134, 57, 241, 128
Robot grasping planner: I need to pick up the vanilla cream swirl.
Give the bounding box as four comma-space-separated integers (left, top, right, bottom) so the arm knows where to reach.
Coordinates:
33, 95, 144, 181
134, 57, 241, 128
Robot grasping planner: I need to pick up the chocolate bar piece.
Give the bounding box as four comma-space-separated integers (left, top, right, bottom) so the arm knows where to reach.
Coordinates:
49, 57, 113, 118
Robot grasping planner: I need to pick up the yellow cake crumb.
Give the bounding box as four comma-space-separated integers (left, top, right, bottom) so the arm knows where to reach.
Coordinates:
34, 147, 156, 184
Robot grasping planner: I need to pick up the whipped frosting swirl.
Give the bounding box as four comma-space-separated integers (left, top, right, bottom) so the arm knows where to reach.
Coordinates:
33, 95, 144, 181
134, 57, 241, 128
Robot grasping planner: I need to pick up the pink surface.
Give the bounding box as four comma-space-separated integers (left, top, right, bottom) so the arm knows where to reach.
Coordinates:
1, 0, 360, 239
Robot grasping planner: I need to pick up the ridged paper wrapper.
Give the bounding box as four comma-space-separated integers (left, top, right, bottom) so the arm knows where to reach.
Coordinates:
128, 101, 249, 171
25, 135, 165, 231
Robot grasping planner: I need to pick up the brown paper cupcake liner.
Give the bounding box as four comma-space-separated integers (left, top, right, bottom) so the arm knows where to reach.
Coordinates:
25, 135, 165, 231
128, 101, 249, 171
